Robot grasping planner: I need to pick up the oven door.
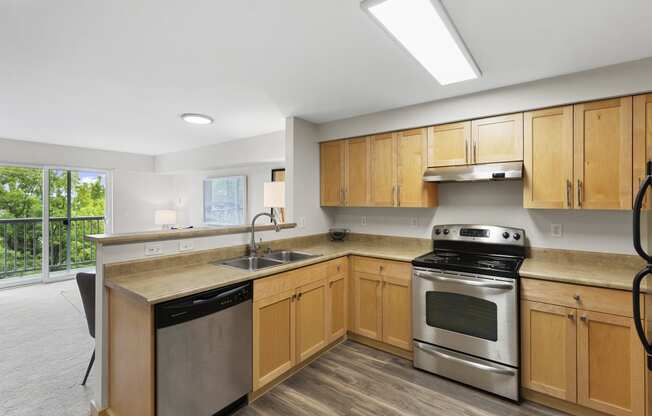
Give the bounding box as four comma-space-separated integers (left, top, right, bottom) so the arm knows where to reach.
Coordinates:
412, 267, 518, 366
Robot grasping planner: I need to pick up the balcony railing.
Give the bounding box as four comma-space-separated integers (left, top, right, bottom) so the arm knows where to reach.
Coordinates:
0, 216, 104, 279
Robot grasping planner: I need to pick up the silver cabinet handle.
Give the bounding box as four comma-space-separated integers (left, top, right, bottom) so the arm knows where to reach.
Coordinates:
577, 180, 582, 207
566, 179, 572, 208
392, 185, 396, 206
397, 185, 401, 207
573, 294, 580, 301
414, 341, 516, 376
414, 270, 513, 290
465, 142, 469, 163
580, 315, 588, 322
567, 313, 575, 320
473, 142, 477, 163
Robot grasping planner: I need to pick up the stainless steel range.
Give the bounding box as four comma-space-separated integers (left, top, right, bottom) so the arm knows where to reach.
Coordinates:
411, 224, 525, 401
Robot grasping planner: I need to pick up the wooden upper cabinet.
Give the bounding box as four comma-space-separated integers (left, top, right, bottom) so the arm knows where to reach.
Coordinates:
574, 97, 632, 210
471, 113, 524, 164
427, 121, 471, 167
344, 137, 370, 207
521, 300, 577, 402
523, 106, 574, 209
397, 128, 437, 208
370, 133, 397, 207
320, 140, 345, 206
633, 94, 652, 207
577, 310, 645, 416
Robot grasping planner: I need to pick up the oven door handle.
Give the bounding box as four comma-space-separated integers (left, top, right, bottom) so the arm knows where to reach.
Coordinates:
414, 270, 514, 290
414, 341, 516, 376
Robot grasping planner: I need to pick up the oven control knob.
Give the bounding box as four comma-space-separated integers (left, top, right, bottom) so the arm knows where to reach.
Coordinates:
434, 228, 441, 235
502, 232, 509, 239
443, 229, 449, 235
513, 233, 521, 240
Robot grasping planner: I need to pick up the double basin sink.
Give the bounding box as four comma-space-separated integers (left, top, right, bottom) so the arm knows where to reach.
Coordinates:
219, 250, 321, 271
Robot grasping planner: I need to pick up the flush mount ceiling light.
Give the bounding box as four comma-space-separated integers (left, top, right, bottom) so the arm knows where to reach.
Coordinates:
361, 0, 480, 85
180, 113, 214, 125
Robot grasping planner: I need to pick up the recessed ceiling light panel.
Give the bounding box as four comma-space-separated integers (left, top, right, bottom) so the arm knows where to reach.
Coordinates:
361, 0, 480, 85
180, 113, 214, 125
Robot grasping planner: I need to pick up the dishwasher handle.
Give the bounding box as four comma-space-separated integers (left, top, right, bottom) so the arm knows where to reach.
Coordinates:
156, 281, 252, 329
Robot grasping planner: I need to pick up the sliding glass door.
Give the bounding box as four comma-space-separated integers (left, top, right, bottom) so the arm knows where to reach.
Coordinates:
0, 165, 108, 286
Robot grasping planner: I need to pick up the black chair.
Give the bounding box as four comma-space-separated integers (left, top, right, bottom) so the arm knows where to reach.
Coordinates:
76, 272, 96, 386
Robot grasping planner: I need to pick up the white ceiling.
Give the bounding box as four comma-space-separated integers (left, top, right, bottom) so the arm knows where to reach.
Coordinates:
1, 0, 652, 155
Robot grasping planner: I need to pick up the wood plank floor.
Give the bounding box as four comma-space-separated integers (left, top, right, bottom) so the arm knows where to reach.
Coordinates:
236, 341, 565, 416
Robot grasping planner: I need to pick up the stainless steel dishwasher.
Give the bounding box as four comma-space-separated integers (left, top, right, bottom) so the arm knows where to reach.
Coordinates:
155, 281, 252, 416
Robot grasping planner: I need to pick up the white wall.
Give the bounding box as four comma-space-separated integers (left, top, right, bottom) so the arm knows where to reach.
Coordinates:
284, 117, 332, 237
0, 137, 154, 171
155, 131, 284, 173
317, 57, 652, 141
330, 181, 633, 254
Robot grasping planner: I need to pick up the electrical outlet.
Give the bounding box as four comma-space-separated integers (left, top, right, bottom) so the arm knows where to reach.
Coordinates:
551, 224, 562, 237
361, 216, 367, 226
411, 217, 418, 227
145, 244, 163, 256
179, 240, 194, 251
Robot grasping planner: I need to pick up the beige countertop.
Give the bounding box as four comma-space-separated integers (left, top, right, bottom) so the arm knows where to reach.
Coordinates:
105, 239, 430, 304
520, 248, 646, 292
87, 222, 296, 246
105, 234, 650, 305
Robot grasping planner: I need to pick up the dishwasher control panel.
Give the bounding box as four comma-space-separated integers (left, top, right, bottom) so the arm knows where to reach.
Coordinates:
155, 281, 252, 329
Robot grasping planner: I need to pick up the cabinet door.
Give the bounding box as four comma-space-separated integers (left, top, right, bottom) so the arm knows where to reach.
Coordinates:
521, 300, 577, 402
352, 271, 382, 340
577, 310, 645, 416
471, 113, 524, 164
295, 279, 328, 363
320, 140, 345, 206
523, 106, 574, 209
327, 271, 348, 342
345, 137, 370, 207
574, 97, 632, 210
428, 121, 471, 167
633, 94, 652, 208
370, 133, 397, 207
397, 128, 437, 208
253, 289, 296, 390
381, 274, 412, 351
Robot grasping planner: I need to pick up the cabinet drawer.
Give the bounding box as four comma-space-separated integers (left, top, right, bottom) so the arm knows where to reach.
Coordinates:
352, 256, 411, 280
326, 257, 348, 277
521, 278, 642, 318
254, 271, 295, 301
289, 262, 327, 288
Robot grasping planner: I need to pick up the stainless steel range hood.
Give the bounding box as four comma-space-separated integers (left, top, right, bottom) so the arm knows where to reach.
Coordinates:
423, 162, 523, 182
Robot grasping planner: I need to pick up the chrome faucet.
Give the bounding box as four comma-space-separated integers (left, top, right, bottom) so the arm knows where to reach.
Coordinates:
249, 212, 280, 257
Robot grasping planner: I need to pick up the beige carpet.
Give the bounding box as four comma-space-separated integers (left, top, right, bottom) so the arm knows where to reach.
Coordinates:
0, 280, 94, 416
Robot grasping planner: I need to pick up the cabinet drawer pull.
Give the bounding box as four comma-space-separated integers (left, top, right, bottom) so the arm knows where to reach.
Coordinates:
580, 315, 588, 322
567, 313, 575, 320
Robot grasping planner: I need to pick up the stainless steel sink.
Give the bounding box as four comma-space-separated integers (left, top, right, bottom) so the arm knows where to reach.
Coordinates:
263, 250, 319, 262
220, 256, 284, 271
219, 250, 320, 271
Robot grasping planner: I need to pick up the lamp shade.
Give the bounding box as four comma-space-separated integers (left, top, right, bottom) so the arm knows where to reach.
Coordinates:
154, 210, 177, 226
263, 182, 285, 208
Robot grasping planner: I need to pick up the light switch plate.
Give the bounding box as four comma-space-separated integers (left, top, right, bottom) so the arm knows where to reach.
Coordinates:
411, 217, 418, 227
145, 244, 163, 256
179, 240, 194, 251
551, 224, 562, 237
298, 217, 306, 228
361, 216, 367, 226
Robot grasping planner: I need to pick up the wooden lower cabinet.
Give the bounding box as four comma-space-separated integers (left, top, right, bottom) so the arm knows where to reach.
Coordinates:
350, 256, 412, 351
252, 289, 296, 391
296, 279, 328, 363
521, 300, 577, 402
577, 310, 644, 416
327, 264, 348, 342
521, 279, 646, 416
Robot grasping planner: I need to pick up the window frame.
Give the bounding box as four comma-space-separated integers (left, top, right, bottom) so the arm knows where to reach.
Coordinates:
202, 175, 248, 226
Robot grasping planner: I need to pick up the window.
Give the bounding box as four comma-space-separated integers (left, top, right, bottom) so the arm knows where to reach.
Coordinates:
203, 176, 247, 226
